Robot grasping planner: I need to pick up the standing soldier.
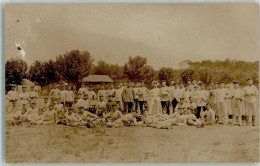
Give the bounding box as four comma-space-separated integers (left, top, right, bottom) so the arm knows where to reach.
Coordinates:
160, 80, 170, 115
49, 83, 60, 105
195, 83, 209, 119
169, 81, 176, 112
19, 85, 30, 108
65, 85, 74, 107
60, 83, 67, 106
214, 81, 228, 125
97, 84, 108, 102
137, 83, 149, 114
87, 86, 96, 100
114, 84, 124, 111
6, 85, 19, 113
133, 83, 139, 111
122, 83, 135, 114
78, 83, 88, 97
231, 81, 244, 126
243, 78, 258, 126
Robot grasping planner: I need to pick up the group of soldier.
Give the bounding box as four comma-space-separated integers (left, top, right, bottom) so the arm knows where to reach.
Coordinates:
6, 78, 258, 129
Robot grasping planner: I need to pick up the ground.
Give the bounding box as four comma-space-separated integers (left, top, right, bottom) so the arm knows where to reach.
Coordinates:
5, 124, 259, 163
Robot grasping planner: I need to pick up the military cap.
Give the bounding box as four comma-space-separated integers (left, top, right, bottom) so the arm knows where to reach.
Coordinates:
68, 107, 73, 110
22, 85, 27, 88
233, 80, 239, 84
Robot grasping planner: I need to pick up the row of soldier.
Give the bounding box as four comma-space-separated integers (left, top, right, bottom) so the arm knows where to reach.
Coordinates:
6, 78, 258, 127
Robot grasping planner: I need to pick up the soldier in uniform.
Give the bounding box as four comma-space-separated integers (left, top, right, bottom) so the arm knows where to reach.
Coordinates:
6, 85, 19, 113
65, 85, 74, 107
160, 80, 170, 115
29, 86, 39, 101
76, 93, 89, 111
243, 78, 258, 126
19, 85, 30, 108
214, 81, 229, 125
137, 83, 149, 114
230, 81, 244, 126
49, 83, 60, 105
122, 83, 135, 114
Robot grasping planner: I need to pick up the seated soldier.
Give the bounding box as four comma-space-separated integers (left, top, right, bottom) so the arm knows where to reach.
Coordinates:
54, 98, 64, 111
76, 93, 89, 111
200, 102, 216, 126
28, 106, 45, 125
188, 97, 197, 115
186, 108, 203, 127
96, 95, 106, 117
149, 109, 172, 129
12, 104, 29, 125
55, 105, 67, 125
105, 102, 124, 128
88, 96, 97, 114
42, 97, 50, 112
43, 104, 56, 125
105, 94, 114, 114
142, 110, 159, 127
66, 107, 81, 127
27, 100, 39, 115
78, 106, 100, 127
171, 97, 188, 126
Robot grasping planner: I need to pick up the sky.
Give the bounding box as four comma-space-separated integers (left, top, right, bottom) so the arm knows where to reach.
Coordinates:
5, 3, 259, 69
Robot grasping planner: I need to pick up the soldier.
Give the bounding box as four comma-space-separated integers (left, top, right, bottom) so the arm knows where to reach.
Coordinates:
107, 84, 116, 98
160, 80, 170, 115
172, 82, 183, 114
230, 81, 244, 126
19, 85, 30, 107
78, 83, 88, 97
65, 85, 74, 107
29, 86, 39, 101
76, 93, 89, 111
183, 85, 192, 103
96, 95, 106, 117
114, 84, 124, 111
42, 97, 50, 112
169, 81, 176, 112
27, 101, 39, 116
195, 83, 209, 119
43, 104, 56, 124
11, 103, 29, 125
122, 83, 135, 114
6, 85, 19, 113
49, 83, 60, 104
97, 84, 108, 102
137, 83, 149, 114
243, 78, 258, 126
60, 83, 67, 105
214, 81, 228, 125
87, 86, 96, 100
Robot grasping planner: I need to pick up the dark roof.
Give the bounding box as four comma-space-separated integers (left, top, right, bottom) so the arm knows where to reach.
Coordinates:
83, 75, 113, 83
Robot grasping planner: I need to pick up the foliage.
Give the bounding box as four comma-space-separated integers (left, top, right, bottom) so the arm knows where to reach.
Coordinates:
55, 50, 93, 84
5, 57, 27, 85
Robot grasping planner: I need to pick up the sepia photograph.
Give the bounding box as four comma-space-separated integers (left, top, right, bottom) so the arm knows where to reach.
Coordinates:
5, 3, 259, 163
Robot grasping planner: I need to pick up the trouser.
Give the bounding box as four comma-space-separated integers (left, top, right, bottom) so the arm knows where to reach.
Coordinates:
172, 98, 179, 114
65, 101, 73, 107
196, 106, 207, 119
245, 102, 256, 123
134, 99, 138, 111
231, 100, 243, 125
217, 102, 228, 125
138, 101, 147, 114
161, 101, 170, 115
8, 101, 17, 113
124, 102, 133, 113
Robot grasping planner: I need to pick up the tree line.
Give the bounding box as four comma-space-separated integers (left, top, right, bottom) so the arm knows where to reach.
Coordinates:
5, 49, 259, 87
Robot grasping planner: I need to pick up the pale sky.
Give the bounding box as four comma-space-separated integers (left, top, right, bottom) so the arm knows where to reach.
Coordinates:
5, 3, 259, 69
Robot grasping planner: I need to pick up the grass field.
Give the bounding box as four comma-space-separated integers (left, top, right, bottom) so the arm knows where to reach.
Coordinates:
5, 124, 259, 163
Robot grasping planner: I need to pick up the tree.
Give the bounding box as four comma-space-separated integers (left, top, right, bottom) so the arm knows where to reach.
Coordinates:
142, 65, 157, 86
93, 60, 125, 81
197, 68, 213, 85
158, 67, 175, 84
123, 56, 148, 82
55, 50, 93, 84
5, 57, 27, 85
180, 69, 195, 84
27, 60, 47, 86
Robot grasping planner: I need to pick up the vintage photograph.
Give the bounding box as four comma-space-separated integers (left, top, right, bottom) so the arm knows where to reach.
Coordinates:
5, 3, 259, 163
